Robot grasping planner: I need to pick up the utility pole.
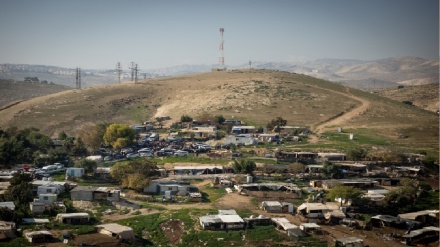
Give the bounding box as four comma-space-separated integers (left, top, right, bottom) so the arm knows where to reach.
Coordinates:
116, 62, 122, 84
249, 60, 252, 82
76, 67, 81, 89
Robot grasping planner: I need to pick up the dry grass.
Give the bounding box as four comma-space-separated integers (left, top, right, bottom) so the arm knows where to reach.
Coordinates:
0, 69, 437, 154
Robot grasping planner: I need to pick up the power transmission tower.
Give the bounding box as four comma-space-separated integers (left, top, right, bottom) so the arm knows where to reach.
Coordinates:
129, 62, 135, 81
134, 64, 139, 84
116, 62, 122, 84
76, 67, 81, 89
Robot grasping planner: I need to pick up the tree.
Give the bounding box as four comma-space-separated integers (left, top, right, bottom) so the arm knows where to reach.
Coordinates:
75, 159, 97, 174
5, 172, 33, 207
180, 115, 193, 123
322, 161, 344, 179
103, 124, 136, 149
71, 137, 88, 156
289, 162, 305, 174
58, 131, 68, 141
233, 159, 256, 174
77, 123, 108, 151
110, 160, 160, 192
267, 117, 287, 135
196, 111, 214, 125
214, 115, 226, 125
346, 147, 369, 161
326, 184, 363, 206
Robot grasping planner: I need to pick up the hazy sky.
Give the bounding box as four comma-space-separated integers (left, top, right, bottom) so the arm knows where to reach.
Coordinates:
0, 0, 438, 69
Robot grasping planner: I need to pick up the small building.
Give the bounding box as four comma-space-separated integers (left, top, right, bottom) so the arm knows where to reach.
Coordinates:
321, 179, 379, 190
35, 193, 57, 204
25, 230, 52, 243
335, 237, 364, 247
199, 210, 245, 230
173, 166, 224, 175
261, 201, 282, 213
306, 165, 325, 174
56, 213, 90, 224
271, 217, 298, 231
398, 210, 439, 225
258, 133, 280, 143
401, 226, 440, 246
243, 215, 272, 226
296, 203, 342, 223
317, 153, 346, 161
29, 202, 46, 214
300, 223, 322, 234
231, 126, 256, 134
224, 134, 258, 146
188, 192, 202, 202
70, 186, 120, 201
65, 167, 85, 178
276, 151, 317, 163
37, 186, 61, 196
0, 201, 15, 211
0, 221, 16, 240
96, 223, 135, 240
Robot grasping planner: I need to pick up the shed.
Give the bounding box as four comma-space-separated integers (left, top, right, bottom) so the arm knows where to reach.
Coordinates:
0, 201, 15, 211
56, 213, 90, 224
300, 223, 322, 234
401, 226, 440, 245
25, 230, 52, 243
0, 221, 16, 240
261, 201, 282, 213
271, 217, 298, 231
70, 186, 96, 201
65, 168, 85, 178
335, 237, 364, 247
96, 223, 135, 240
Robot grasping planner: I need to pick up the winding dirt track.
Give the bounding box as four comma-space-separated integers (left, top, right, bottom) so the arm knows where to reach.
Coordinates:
309, 87, 371, 143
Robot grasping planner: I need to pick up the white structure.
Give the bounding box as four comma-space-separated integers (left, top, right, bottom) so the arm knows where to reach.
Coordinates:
96, 223, 135, 240
65, 168, 85, 178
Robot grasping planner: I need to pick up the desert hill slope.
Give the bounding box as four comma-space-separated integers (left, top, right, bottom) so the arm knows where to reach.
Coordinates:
377, 83, 439, 113
0, 69, 437, 152
0, 79, 71, 108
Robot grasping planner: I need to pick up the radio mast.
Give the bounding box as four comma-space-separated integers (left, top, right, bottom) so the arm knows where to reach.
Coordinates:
219, 28, 225, 70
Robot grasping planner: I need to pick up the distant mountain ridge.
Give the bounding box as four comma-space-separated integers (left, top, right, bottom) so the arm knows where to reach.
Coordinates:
1, 56, 437, 88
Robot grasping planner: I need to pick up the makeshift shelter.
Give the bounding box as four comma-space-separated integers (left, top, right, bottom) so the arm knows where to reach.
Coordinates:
96, 223, 135, 240
401, 226, 440, 245
56, 213, 90, 224
0, 221, 16, 240
25, 231, 52, 243
335, 237, 364, 247
271, 217, 298, 231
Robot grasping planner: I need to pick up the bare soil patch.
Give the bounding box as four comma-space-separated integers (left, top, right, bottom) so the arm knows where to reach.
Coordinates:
213, 192, 255, 211
160, 219, 184, 245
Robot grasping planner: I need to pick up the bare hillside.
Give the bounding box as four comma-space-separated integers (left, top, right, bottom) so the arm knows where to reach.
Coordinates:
0, 79, 71, 108
377, 84, 439, 113
0, 69, 437, 152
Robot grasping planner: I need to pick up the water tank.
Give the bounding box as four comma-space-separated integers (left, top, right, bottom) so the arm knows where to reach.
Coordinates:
246, 175, 253, 183
48, 177, 53, 181
42, 177, 48, 181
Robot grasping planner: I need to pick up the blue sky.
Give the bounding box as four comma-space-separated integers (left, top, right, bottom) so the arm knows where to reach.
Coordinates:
0, 0, 438, 69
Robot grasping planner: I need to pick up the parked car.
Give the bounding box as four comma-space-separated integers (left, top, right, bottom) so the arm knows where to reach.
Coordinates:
138, 148, 152, 153
126, 153, 140, 158
157, 148, 175, 157
139, 152, 154, 157
174, 150, 189, 157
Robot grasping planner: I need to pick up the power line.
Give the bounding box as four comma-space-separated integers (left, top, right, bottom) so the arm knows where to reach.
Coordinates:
116, 62, 122, 84
76, 67, 81, 89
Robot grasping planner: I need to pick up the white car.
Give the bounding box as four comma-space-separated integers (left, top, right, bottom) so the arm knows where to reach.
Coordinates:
174, 150, 189, 157
126, 153, 140, 158
138, 148, 152, 153
139, 152, 154, 157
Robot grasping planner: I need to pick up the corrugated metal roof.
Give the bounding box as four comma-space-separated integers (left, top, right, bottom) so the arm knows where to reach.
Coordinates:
218, 214, 244, 223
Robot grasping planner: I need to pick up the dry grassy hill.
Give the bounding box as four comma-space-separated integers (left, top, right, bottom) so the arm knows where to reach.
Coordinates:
377, 83, 439, 113
0, 69, 437, 153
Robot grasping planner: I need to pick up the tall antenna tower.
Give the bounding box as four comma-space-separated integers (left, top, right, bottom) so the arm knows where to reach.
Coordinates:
219, 28, 225, 70
116, 62, 122, 84
76, 67, 81, 89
